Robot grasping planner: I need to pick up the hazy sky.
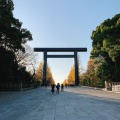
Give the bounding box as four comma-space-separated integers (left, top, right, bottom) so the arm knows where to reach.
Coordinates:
13, 0, 120, 84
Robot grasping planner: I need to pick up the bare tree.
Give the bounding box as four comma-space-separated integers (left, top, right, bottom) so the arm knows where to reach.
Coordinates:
15, 44, 38, 76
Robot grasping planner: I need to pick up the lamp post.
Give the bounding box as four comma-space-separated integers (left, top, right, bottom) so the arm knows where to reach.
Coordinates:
18, 66, 26, 91
115, 58, 117, 82
19, 67, 23, 91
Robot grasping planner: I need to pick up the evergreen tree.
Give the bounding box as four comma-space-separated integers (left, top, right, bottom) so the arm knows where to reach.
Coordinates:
0, 47, 18, 82
0, 0, 33, 83
0, 0, 32, 52
91, 13, 120, 82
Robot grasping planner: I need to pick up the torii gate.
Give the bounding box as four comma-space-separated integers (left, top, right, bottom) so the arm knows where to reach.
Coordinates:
34, 48, 87, 86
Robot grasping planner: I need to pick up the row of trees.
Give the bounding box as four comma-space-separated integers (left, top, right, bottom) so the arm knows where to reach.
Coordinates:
62, 59, 99, 87
62, 65, 75, 86
34, 61, 55, 86
62, 63, 82, 86
0, 0, 55, 87
63, 13, 120, 87
0, 0, 37, 87
80, 13, 120, 87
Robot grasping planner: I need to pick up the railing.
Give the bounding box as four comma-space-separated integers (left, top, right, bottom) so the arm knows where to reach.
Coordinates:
0, 82, 35, 91
105, 81, 120, 92
112, 82, 120, 92
0, 82, 21, 91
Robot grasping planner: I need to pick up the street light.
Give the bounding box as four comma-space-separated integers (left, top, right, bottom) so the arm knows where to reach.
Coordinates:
115, 56, 118, 82
17, 66, 26, 91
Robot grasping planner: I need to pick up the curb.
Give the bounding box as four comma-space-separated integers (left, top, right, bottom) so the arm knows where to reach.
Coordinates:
82, 86, 120, 94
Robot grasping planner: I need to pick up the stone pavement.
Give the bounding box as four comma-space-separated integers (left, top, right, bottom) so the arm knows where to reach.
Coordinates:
0, 86, 120, 120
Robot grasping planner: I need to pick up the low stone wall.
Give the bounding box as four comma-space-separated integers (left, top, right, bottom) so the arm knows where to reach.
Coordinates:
105, 81, 120, 92
112, 82, 120, 92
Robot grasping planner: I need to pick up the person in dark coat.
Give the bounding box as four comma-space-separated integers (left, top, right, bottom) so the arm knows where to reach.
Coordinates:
51, 84, 55, 94
56, 83, 60, 94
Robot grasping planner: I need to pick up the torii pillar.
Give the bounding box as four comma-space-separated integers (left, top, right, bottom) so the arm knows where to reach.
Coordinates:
43, 50, 47, 85
74, 50, 79, 86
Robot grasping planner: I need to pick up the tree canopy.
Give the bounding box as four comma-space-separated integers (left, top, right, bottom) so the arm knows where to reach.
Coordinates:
67, 65, 75, 85
0, 0, 33, 84
0, 46, 18, 82
35, 61, 55, 86
91, 14, 120, 61
91, 13, 120, 82
0, 0, 32, 52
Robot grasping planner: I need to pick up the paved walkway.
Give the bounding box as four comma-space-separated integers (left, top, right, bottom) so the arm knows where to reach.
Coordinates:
0, 87, 120, 120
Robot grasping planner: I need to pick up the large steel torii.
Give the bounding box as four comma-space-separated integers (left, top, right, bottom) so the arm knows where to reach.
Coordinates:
34, 48, 87, 86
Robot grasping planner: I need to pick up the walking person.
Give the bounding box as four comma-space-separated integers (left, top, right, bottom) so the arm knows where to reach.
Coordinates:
56, 83, 60, 94
61, 84, 64, 91
51, 84, 55, 94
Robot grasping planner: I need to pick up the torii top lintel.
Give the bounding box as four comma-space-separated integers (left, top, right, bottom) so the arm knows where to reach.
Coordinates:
34, 48, 87, 52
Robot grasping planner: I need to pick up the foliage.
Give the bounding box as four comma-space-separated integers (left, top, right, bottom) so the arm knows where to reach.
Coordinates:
77, 57, 84, 84
91, 13, 120, 82
67, 65, 75, 85
0, 0, 32, 52
34, 61, 55, 86
15, 44, 37, 74
46, 66, 55, 85
62, 79, 68, 86
0, 46, 18, 82
80, 58, 100, 86
66, 59, 82, 86
34, 61, 43, 82
86, 58, 99, 85
0, 0, 34, 87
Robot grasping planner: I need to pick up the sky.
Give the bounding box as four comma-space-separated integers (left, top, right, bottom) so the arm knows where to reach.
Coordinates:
13, 0, 120, 84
